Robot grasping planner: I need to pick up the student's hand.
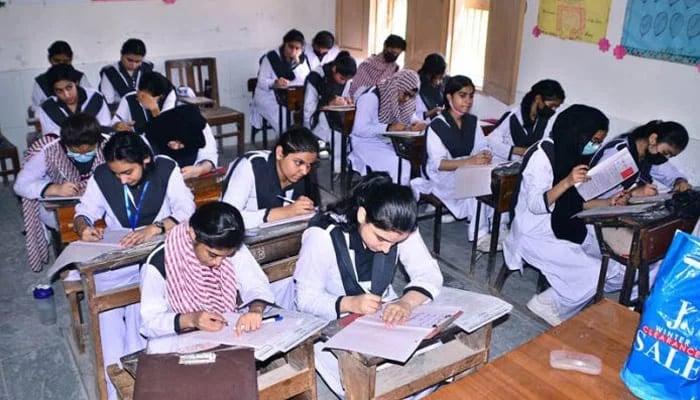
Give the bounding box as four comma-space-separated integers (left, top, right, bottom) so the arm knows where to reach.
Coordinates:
467, 150, 492, 165
382, 300, 412, 325
611, 190, 631, 206
565, 165, 590, 187
113, 121, 135, 132
388, 122, 407, 131
673, 179, 691, 192
235, 312, 263, 336
80, 226, 104, 242
46, 182, 79, 197
631, 184, 658, 197
184, 311, 228, 332
167, 140, 185, 150
425, 106, 443, 119
410, 121, 427, 131
330, 96, 347, 106
273, 78, 290, 88
343, 294, 382, 315
343, 97, 354, 106
120, 225, 160, 248
288, 196, 315, 215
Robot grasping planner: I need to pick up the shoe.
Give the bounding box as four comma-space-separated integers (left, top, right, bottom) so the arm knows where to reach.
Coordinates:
317, 140, 328, 150
318, 149, 330, 160
440, 214, 456, 224
527, 293, 563, 326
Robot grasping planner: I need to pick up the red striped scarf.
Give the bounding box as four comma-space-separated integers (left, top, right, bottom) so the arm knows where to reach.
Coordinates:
349, 54, 399, 97
164, 222, 239, 314
377, 69, 419, 125
21, 137, 105, 272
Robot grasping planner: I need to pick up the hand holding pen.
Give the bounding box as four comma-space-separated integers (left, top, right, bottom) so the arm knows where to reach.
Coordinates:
277, 195, 315, 215
76, 216, 103, 241
182, 310, 228, 332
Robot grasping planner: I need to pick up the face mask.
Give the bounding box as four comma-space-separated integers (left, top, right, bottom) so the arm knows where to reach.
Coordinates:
67, 149, 97, 163
647, 151, 668, 165
448, 98, 465, 117
313, 49, 327, 60
581, 141, 600, 156
537, 105, 555, 119
383, 51, 398, 63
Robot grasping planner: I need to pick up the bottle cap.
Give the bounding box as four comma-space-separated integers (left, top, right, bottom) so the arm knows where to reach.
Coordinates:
33, 284, 54, 299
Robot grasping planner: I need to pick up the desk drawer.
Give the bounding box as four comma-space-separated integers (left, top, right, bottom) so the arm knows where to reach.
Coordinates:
641, 218, 698, 261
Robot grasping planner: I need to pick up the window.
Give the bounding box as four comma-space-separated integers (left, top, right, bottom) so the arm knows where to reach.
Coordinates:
447, 0, 490, 88
369, 0, 408, 66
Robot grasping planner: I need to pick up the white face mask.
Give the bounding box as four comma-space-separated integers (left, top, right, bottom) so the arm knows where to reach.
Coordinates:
448, 98, 465, 117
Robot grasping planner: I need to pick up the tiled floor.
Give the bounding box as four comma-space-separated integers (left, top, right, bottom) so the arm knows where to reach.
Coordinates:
0, 143, 551, 399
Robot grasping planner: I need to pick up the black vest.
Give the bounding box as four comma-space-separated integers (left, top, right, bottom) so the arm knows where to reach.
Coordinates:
93, 157, 176, 229
422, 112, 478, 180
309, 213, 399, 297
100, 61, 154, 100
41, 87, 105, 127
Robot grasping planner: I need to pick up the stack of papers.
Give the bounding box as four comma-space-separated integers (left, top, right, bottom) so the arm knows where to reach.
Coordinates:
432, 287, 512, 333
323, 304, 462, 362
147, 309, 327, 361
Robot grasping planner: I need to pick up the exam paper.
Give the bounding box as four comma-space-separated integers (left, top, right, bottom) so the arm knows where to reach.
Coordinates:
575, 148, 638, 201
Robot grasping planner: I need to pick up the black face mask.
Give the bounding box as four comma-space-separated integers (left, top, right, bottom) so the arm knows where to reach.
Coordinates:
537, 105, 556, 119
314, 49, 327, 60
383, 52, 399, 63
647, 151, 668, 165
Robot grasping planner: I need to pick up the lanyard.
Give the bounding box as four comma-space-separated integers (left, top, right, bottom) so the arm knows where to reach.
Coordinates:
123, 181, 150, 231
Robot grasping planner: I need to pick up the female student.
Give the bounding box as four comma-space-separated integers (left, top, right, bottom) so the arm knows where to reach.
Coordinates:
503, 105, 629, 326
487, 79, 565, 161
251, 29, 310, 136
37, 64, 111, 136
294, 172, 443, 396
31, 40, 91, 111
304, 30, 340, 71
348, 69, 426, 184
14, 113, 105, 272
410, 75, 493, 242
221, 127, 319, 308
416, 53, 447, 121
303, 51, 356, 162
73, 132, 195, 399
140, 202, 274, 338
590, 120, 690, 197
112, 71, 217, 179
99, 38, 154, 110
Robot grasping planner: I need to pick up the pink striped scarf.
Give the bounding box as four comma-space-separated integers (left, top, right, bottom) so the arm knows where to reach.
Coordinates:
21, 137, 105, 272
165, 222, 239, 314
377, 69, 419, 125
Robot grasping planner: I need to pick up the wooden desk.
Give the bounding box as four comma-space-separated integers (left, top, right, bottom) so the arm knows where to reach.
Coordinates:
274, 86, 304, 134
426, 300, 639, 399
323, 322, 492, 399
109, 333, 320, 400
582, 210, 698, 310
323, 107, 356, 194
183, 167, 226, 207
245, 220, 306, 265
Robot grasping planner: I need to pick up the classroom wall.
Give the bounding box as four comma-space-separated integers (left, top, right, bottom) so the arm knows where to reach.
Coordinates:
0, 0, 335, 154
475, 0, 700, 184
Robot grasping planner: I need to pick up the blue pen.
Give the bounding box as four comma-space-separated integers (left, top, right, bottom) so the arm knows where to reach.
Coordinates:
262, 314, 284, 324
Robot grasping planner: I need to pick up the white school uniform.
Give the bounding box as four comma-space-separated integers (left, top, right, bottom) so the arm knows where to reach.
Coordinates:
74, 155, 195, 400
294, 221, 443, 397
250, 49, 310, 135
502, 139, 626, 321
486, 106, 557, 161
348, 88, 418, 184
99, 61, 154, 107
591, 136, 688, 198
112, 90, 218, 168
31, 71, 91, 112
37, 87, 111, 136
410, 113, 492, 240
139, 243, 275, 338
304, 43, 341, 71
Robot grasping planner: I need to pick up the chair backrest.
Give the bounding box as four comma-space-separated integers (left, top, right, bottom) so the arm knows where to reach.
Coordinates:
164, 58, 220, 104
247, 78, 257, 94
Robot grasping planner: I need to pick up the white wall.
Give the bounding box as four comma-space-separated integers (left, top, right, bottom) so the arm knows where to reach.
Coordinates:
515, 0, 700, 183
0, 0, 335, 153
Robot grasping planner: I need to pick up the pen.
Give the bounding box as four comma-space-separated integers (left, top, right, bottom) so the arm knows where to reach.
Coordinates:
276, 195, 294, 204
262, 314, 283, 324
199, 304, 229, 326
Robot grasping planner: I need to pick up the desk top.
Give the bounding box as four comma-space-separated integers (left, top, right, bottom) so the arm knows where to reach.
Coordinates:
427, 300, 639, 399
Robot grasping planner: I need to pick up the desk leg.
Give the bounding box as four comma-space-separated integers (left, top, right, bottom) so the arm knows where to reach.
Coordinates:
487, 210, 502, 282
340, 135, 349, 195
337, 352, 376, 400
215, 125, 224, 153
330, 128, 336, 186
278, 105, 284, 137
595, 256, 610, 303
83, 271, 108, 400
285, 339, 317, 400
397, 157, 402, 185
237, 115, 246, 156
636, 261, 650, 312
469, 201, 482, 275
620, 230, 642, 307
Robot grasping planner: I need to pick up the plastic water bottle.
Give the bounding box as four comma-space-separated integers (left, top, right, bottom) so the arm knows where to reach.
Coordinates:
33, 284, 57, 325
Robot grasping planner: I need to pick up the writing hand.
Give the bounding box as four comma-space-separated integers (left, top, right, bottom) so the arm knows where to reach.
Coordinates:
410, 121, 427, 131
47, 182, 79, 197
80, 226, 104, 242
611, 190, 631, 206
388, 122, 407, 132
274, 78, 290, 88
345, 293, 382, 315
185, 311, 227, 332
289, 196, 315, 215
113, 121, 135, 132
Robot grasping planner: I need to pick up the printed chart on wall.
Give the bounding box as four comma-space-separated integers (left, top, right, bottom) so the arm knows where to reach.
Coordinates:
621, 0, 700, 65
538, 0, 612, 43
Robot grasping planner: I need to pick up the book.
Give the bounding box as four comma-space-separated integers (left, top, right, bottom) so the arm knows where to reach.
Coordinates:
320, 105, 356, 112
573, 203, 660, 219
382, 131, 424, 138
575, 147, 638, 201
147, 309, 327, 362
454, 164, 496, 198
323, 304, 463, 362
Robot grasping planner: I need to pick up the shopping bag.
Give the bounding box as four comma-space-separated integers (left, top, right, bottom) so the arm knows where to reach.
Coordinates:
620, 230, 700, 400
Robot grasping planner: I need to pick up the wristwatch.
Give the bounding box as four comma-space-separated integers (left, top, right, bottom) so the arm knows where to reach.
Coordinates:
154, 220, 166, 235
